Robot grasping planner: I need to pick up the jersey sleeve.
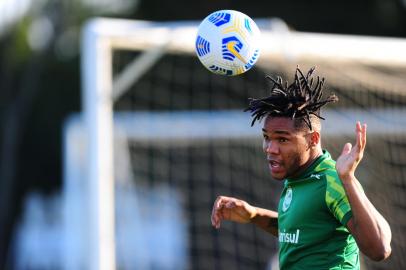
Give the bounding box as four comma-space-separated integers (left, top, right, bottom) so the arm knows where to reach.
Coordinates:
325, 173, 353, 226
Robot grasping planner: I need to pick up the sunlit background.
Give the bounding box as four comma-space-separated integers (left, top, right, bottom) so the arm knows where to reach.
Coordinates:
1, 0, 406, 269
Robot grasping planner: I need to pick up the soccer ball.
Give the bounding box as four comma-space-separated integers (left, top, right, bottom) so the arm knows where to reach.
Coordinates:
195, 10, 261, 76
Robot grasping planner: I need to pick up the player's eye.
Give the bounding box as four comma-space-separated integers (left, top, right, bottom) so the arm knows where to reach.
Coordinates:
278, 137, 288, 143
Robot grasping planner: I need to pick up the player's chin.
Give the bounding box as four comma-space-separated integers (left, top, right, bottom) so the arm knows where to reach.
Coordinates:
271, 170, 286, 181
268, 167, 286, 181
271, 174, 285, 181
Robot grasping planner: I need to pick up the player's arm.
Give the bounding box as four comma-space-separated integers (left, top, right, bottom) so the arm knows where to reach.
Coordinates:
211, 196, 278, 236
336, 122, 392, 261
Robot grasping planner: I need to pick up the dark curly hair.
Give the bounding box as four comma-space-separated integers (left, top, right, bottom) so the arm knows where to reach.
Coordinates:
245, 66, 338, 130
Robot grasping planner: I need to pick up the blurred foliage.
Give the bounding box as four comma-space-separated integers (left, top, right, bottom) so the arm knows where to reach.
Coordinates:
7, 19, 32, 68
135, 0, 406, 37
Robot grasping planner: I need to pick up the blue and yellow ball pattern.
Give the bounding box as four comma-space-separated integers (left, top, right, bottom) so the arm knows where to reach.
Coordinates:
195, 10, 261, 76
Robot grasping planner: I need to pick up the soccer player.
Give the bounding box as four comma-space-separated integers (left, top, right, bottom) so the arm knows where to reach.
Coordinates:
211, 67, 392, 269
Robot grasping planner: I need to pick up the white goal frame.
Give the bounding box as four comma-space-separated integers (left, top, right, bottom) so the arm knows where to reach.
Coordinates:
81, 17, 406, 270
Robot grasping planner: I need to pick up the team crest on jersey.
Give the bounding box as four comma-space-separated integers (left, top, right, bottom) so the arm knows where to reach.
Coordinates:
282, 187, 293, 212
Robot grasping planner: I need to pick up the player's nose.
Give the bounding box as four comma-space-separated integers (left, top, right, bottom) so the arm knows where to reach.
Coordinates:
265, 141, 279, 154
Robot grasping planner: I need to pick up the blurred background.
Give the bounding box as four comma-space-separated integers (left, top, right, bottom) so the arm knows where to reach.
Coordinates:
1, 0, 406, 269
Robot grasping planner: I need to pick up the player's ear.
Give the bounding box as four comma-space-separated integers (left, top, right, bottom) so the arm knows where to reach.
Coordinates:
310, 131, 320, 147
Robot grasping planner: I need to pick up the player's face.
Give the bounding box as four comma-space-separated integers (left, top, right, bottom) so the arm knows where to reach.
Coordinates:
262, 116, 314, 180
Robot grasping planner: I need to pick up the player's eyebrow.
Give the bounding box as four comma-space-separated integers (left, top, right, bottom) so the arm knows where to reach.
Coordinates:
262, 128, 291, 135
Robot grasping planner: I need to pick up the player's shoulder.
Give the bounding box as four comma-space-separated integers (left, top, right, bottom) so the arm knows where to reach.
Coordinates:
305, 151, 342, 189
313, 154, 340, 182
312, 164, 346, 196
318, 167, 342, 185
320, 168, 349, 204
313, 162, 337, 178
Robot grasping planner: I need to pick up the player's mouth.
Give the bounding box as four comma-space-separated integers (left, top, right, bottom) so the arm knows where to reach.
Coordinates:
268, 159, 284, 174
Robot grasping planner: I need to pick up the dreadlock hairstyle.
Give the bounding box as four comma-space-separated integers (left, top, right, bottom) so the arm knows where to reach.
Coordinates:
245, 66, 339, 130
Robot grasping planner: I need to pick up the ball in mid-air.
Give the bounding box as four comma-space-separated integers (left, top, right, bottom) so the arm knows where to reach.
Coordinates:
195, 10, 261, 76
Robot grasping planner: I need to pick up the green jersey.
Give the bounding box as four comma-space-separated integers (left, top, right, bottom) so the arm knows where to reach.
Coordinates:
278, 150, 359, 270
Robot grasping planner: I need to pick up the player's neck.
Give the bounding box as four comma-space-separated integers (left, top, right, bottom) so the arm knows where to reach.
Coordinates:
290, 148, 323, 179
306, 147, 323, 169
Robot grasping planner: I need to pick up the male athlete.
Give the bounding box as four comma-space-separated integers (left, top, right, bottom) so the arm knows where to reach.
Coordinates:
211, 67, 392, 269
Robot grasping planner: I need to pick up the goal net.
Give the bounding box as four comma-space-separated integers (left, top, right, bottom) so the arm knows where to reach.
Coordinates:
69, 17, 406, 270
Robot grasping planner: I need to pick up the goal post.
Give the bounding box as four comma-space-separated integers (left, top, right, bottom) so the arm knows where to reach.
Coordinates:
82, 20, 115, 270
80, 17, 406, 270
